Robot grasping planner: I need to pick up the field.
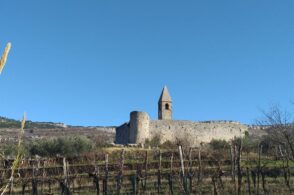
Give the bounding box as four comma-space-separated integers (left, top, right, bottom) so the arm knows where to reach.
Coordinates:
1, 147, 294, 195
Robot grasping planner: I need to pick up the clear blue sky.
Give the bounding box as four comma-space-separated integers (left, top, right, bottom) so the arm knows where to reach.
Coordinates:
0, 1, 294, 126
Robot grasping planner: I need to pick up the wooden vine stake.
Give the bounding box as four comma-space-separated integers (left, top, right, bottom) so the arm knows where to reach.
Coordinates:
143, 150, 148, 192
169, 153, 174, 195
197, 144, 203, 183
116, 149, 125, 195
188, 147, 193, 193
89, 156, 100, 195
103, 154, 109, 195
237, 140, 243, 194
157, 150, 162, 193
179, 145, 187, 193
179, 146, 185, 177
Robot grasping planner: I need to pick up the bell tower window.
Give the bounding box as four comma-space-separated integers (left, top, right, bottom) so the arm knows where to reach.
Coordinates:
165, 103, 170, 110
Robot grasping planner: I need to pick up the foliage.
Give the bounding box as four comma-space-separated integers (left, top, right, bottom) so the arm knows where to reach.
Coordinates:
244, 130, 249, 137
1, 143, 27, 157
209, 139, 230, 150
259, 135, 276, 155
242, 134, 259, 154
29, 136, 93, 157
258, 104, 294, 160
160, 140, 177, 149
208, 139, 231, 161
174, 131, 194, 148
93, 134, 112, 148
145, 134, 161, 148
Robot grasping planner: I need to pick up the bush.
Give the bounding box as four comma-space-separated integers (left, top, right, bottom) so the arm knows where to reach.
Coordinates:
29, 136, 93, 157
259, 135, 276, 155
145, 134, 161, 148
174, 132, 195, 148
93, 133, 112, 148
160, 140, 177, 149
0, 142, 28, 159
242, 135, 259, 154
209, 139, 230, 150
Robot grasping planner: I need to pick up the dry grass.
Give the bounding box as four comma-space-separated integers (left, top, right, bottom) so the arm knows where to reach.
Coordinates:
0, 112, 26, 195
0, 42, 11, 75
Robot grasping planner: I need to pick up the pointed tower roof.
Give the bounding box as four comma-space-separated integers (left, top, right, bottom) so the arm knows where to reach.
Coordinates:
158, 86, 172, 102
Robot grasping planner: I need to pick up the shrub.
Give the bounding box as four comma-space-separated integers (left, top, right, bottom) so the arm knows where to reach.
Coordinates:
242, 135, 259, 154
29, 136, 93, 157
174, 132, 195, 148
93, 133, 112, 148
160, 140, 177, 149
209, 139, 230, 150
145, 134, 161, 148
1, 143, 16, 157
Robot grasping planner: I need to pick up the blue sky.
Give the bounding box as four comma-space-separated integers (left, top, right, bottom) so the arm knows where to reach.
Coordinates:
0, 1, 294, 126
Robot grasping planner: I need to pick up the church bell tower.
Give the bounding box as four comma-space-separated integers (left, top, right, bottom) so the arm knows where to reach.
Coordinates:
158, 86, 172, 120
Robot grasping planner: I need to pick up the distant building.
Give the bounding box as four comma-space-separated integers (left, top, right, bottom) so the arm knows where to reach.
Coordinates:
115, 86, 247, 146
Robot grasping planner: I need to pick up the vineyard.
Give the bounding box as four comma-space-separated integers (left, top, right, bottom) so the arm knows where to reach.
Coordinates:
0, 147, 294, 195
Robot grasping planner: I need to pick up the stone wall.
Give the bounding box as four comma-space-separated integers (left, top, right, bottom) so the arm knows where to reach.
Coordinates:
114, 111, 248, 146
115, 123, 129, 144
149, 120, 248, 146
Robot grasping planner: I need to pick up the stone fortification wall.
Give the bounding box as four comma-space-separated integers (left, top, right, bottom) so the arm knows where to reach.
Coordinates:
114, 112, 248, 146
129, 111, 150, 144
149, 120, 248, 146
115, 123, 129, 144
114, 87, 250, 146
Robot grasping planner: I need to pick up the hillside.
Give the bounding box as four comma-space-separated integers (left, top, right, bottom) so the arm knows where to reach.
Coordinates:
0, 116, 67, 129
0, 116, 116, 144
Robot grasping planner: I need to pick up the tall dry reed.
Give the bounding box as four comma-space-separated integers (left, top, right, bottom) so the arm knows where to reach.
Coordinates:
0, 42, 11, 159
0, 42, 11, 75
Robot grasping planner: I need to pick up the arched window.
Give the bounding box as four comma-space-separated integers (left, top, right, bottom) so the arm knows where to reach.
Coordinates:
165, 103, 170, 110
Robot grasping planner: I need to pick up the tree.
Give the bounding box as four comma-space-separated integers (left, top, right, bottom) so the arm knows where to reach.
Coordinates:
209, 139, 230, 150
256, 104, 294, 190
29, 136, 93, 157
257, 105, 294, 160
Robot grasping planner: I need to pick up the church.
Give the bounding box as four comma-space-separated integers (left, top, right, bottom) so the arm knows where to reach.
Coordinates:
115, 86, 247, 146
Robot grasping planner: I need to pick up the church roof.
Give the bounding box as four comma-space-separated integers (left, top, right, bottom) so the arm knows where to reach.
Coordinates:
158, 86, 172, 102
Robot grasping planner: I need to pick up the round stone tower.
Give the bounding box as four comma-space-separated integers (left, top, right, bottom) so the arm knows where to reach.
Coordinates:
129, 111, 150, 144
